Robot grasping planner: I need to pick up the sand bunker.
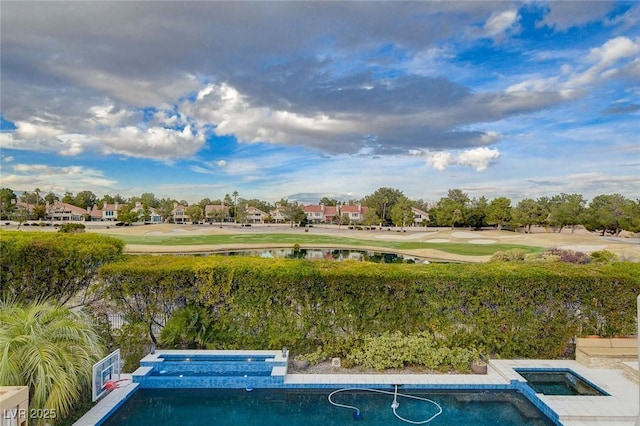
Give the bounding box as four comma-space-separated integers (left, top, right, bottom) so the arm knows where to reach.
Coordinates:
451, 232, 481, 239
374, 232, 437, 240
559, 245, 607, 253
468, 239, 497, 244
425, 239, 451, 243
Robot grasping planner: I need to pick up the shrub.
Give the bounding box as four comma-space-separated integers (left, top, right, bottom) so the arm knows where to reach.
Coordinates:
346, 331, 478, 372
1, 231, 124, 303
58, 223, 86, 233
490, 248, 527, 262
590, 250, 618, 263
546, 248, 591, 264
96, 257, 640, 361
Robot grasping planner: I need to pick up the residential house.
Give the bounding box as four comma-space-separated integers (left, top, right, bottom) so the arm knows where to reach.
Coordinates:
245, 206, 267, 223
47, 201, 89, 221
131, 202, 163, 223
340, 203, 368, 223
270, 204, 287, 223
411, 207, 430, 226
304, 204, 324, 224
172, 203, 189, 224
302, 203, 365, 224
204, 204, 230, 223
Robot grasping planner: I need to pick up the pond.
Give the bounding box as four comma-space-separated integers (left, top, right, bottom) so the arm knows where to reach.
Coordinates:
214, 248, 431, 263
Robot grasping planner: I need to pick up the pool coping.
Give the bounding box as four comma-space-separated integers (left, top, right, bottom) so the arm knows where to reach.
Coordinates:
73, 353, 640, 426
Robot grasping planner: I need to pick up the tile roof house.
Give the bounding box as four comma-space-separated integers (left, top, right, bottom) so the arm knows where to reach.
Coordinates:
172, 203, 190, 224
411, 207, 430, 226
270, 204, 287, 223
130, 202, 163, 223
88, 203, 124, 222
47, 201, 90, 221
339, 203, 368, 223
204, 204, 230, 223
303, 203, 367, 224
245, 206, 267, 223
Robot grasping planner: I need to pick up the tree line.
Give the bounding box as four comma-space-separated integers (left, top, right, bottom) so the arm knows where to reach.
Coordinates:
1, 186, 638, 234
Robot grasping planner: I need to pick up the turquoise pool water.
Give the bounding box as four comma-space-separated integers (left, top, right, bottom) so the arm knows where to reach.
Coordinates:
101, 388, 556, 425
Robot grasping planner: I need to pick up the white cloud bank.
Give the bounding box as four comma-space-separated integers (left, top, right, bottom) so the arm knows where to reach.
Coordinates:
422, 147, 501, 171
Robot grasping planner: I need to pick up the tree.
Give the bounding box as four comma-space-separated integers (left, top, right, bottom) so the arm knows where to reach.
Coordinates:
43, 191, 59, 205
549, 193, 585, 233
513, 198, 547, 233
433, 189, 470, 229
12, 205, 30, 227
0, 300, 104, 422
61, 191, 74, 204
281, 200, 305, 227
140, 204, 152, 223
486, 197, 512, 231
390, 198, 414, 230
467, 196, 488, 230
232, 191, 239, 222
0, 187, 17, 219
118, 205, 139, 225
32, 204, 47, 220
186, 205, 204, 224
363, 187, 406, 226
71, 190, 98, 210
620, 199, 640, 233
156, 198, 175, 223
197, 198, 212, 211
319, 197, 338, 206
583, 194, 634, 236
208, 208, 226, 224
362, 208, 381, 226
139, 192, 159, 208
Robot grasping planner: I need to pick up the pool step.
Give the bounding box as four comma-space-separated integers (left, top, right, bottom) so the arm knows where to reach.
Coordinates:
621, 361, 639, 384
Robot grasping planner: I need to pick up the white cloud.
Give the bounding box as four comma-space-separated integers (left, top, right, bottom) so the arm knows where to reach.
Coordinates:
0, 164, 117, 194
216, 160, 227, 167
100, 125, 205, 160
507, 36, 640, 93
457, 147, 500, 171
420, 147, 500, 171
483, 9, 519, 39
425, 151, 455, 171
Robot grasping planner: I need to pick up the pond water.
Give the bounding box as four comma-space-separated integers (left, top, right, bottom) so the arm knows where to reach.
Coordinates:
215, 248, 430, 263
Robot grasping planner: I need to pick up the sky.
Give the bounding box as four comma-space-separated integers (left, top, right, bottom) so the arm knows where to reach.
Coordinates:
1, 1, 639, 205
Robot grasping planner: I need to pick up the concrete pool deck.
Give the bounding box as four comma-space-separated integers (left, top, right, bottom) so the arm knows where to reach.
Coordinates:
73, 354, 639, 426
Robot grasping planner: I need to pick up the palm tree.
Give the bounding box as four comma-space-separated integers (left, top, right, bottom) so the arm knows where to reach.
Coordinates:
0, 300, 104, 423
232, 191, 239, 223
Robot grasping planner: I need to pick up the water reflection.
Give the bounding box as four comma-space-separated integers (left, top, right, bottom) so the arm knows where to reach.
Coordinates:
217, 248, 429, 264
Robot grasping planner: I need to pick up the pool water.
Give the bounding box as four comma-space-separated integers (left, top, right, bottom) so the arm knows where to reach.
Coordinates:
101, 388, 556, 425
516, 370, 608, 396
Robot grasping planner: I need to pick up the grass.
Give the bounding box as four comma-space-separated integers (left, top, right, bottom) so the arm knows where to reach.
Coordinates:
114, 233, 543, 256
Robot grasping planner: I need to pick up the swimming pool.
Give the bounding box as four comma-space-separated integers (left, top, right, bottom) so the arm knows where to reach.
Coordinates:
100, 388, 556, 426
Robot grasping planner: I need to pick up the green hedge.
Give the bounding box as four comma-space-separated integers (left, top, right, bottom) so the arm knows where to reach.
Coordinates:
97, 256, 640, 362
0, 231, 124, 303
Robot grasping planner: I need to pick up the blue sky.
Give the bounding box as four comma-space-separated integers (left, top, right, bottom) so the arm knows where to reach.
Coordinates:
1, 1, 638, 205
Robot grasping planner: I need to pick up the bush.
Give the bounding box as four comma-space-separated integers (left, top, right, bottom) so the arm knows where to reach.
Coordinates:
346, 331, 478, 372
590, 250, 618, 263
1, 231, 124, 302
96, 256, 640, 361
546, 248, 591, 264
490, 248, 527, 262
58, 223, 86, 233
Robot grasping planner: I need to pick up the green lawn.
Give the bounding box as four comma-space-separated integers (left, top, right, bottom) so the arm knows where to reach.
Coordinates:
116, 233, 543, 256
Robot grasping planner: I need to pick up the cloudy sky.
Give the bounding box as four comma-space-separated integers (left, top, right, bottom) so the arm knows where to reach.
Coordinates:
1, 1, 638, 204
